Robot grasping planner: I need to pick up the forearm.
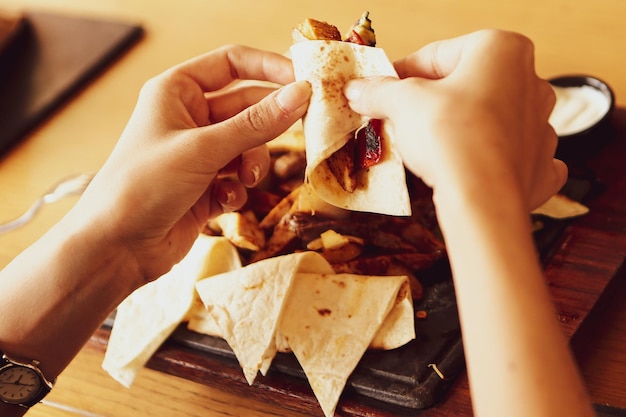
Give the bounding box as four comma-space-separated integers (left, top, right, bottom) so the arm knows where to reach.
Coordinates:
434, 172, 594, 417
0, 207, 138, 382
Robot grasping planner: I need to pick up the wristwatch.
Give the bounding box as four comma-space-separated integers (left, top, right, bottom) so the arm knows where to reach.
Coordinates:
0, 351, 55, 408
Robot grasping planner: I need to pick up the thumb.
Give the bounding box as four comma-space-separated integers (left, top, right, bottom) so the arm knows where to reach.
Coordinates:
208, 80, 311, 157
529, 158, 569, 210
344, 76, 405, 119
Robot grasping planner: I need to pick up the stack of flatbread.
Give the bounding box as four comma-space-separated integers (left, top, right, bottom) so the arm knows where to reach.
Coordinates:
102, 235, 241, 387
103, 235, 415, 417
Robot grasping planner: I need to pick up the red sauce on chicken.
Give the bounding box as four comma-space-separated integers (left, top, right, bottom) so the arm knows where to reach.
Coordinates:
344, 12, 383, 171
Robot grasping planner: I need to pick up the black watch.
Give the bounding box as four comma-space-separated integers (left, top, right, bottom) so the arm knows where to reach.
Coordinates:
0, 351, 55, 408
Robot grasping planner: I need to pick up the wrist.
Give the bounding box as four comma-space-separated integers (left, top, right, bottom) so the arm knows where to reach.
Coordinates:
61, 196, 148, 294
432, 159, 527, 222
431, 163, 537, 279
0, 208, 140, 377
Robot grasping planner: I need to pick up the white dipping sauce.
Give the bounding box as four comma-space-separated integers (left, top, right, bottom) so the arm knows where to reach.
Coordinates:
549, 85, 610, 136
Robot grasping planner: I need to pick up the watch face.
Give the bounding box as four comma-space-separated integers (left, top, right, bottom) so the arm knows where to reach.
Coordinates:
0, 365, 42, 404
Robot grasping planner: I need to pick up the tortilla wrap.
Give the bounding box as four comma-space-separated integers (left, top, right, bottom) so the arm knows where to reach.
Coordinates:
102, 235, 239, 387
290, 40, 411, 216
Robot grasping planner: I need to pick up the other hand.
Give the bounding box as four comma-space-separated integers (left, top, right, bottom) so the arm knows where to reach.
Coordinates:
71, 45, 311, 285
344, 29, 567, 210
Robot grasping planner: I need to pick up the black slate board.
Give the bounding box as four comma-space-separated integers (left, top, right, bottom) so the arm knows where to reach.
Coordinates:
102, 172, 595, 413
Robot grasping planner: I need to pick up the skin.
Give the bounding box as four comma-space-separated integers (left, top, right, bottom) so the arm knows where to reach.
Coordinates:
0, 45, 312, 417
345, 29, 593, 417
0, 30, 595, 417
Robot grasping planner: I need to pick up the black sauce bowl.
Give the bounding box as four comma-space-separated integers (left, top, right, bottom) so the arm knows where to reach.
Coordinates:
549, 75, 615, 162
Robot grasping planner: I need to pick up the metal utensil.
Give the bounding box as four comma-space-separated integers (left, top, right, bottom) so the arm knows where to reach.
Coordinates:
0, 172, 94, 234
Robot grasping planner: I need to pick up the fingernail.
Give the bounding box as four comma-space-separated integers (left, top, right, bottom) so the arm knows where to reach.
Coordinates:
276, 81, 311, 112
223, 189, 236, 204
344, 79, 365, 101
250, 164, 261, 184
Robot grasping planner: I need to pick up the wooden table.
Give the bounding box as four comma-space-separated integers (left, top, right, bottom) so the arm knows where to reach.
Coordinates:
1, 1, 626, 416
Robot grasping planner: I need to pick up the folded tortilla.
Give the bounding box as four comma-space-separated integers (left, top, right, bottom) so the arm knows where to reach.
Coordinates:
102, 235, 240, 387
531, 193, 589, 219
290, 40, 411, 216
192, 269, 415, 352
279, 272, 413, 417
195, 251, 335, 384
195, 250, 415, 417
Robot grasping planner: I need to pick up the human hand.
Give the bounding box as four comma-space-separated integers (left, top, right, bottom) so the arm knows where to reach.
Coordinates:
344, 30, 567, 211
72, 45, 311, 285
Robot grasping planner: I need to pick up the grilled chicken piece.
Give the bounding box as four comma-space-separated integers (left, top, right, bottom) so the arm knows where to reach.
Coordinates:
326, 140, 358, 192
292, 18, 342, 42
208, 211, 265, 251
248, 215, 300, 263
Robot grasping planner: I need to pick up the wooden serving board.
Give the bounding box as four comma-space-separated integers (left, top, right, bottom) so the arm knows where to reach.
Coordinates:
93, 108, 626, 416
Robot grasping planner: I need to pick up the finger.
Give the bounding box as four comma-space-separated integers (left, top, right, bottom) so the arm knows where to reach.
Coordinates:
529, 158, 568, 210
394, 30, 530, 80
538, 78, 557, 120
171, 45, 295, 93
239, 145, 270, 187
394, 35, 467, 79
553, 159, 569, 190
206, 85, 276, 124
545, 124, 559, 157
344, 76, 411, 119
528, 124, 567, 210
217, 155, 243, 177
215, 145, 269, 187
211, 178, 249, 213
202, 80, 311, 160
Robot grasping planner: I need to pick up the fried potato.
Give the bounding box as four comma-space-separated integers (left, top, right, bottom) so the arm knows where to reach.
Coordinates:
209, 211, 265, 251
259, 186, 302, 229
248, 216, 299, 263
